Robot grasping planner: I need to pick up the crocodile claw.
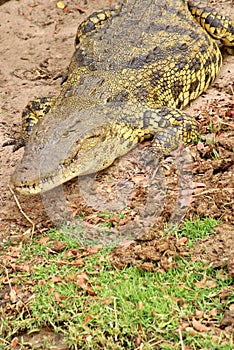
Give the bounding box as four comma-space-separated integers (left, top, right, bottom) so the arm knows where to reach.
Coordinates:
2, 137, 25, 152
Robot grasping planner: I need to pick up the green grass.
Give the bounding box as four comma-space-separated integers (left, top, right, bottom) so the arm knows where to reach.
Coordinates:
176, 216, 219, 247
0, 217, 233, 349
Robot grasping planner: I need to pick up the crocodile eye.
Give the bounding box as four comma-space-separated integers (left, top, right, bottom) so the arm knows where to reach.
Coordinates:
62, 129, 77, 137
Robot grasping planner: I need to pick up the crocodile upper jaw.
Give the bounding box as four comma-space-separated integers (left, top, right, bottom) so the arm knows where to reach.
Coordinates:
11, 104, 140, 195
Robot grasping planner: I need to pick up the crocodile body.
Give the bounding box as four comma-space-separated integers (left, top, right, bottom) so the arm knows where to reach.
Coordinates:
5, 0, 234, 195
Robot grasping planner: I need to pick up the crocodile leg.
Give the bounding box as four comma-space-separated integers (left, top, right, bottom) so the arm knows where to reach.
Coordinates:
3, 96, 55, 152
121, 105, 199, 155
188, 0, 234, 54
113, 105, 198, 155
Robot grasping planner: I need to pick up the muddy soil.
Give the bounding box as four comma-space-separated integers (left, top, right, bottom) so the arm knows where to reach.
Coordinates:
0, 1, 233, 268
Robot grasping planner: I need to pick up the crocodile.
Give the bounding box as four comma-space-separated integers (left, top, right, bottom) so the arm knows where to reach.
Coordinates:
4, 0, 234, 195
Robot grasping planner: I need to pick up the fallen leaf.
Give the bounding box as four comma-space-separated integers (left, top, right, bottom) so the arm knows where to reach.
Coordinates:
131, 174, 149, 186
177, 237, 188, 245
135, 336, 142, 347
18, 263, 31, 273
73, 259, 85, 267
137, 301, 143, 310
210, 308, 217, 317
192, 318, 210, 332
195, 309, 204, 318
76, 272, 88, 290
47, 241, 67, 253
51, 275, 63, 283
220, 310, 234, 327
87, 245, 102, 255
9, 244, 22, 257
11, 338, 19, 348
38, 279, 46, 285
84, 314, 92, 323
86, 335, 92, 342
179, 322, 190, 331
38, 236, 50, 244
9, 288, 17, 303
195, 276, 206, 288
175, 297, 185, 306
86, 287, 97, 296
54, 292, 66, 301
48, 287, 55, 295
197, 141, 205, 151
205, 280, 217, 289
185, 326, 197, 336
75, 273, 97, 295
63, 6, 72, 13
75, 5, 86, 13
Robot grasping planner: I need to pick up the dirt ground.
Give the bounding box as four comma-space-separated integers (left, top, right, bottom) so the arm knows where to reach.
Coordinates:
0, 1, 234, 268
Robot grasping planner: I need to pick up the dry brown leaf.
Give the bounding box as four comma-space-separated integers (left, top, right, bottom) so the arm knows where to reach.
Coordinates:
131, 174, 149, 185
51, 276, 63, 283
38, 236, 50, 244
64, 6, 74, 13
179, 322, 190, 331
210, 308, 217, 317
205, 280, 217, 289
11, 337, 19, 348
38, 279, 46, 285
84, 314, 92, 323
177, 237, 188, 245
192, 318, 210, 333
75, 5, 86, 13
76, 272, 88, 290
54, 292, 66, 301
9, 288, 17, 303
195, 276, 207, 288
195, 309, 204, 318
185, 326, 197, 336
138, 301, 143, 310
87, 245, 102, 255
86, 287, 97, 296
47, 241, 67, 253
197, 141, 205, 151
75, 273, 97, 295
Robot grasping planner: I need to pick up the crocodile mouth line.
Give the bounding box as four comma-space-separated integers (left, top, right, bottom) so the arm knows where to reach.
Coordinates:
12, 160, 74, 195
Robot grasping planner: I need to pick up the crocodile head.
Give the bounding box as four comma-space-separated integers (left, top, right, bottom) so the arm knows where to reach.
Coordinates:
11, 103, 139, 195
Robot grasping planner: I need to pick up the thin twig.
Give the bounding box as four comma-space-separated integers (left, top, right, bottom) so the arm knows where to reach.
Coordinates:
49, 259, 85, 266
4, 266, 17, 304
219, 121, 234, 127
135, 338, 164, 350
0, 338, 10, 346
9, 185, 35, 237
178, 327, 185, 350
113, 297, 118, 342
4, 266, 12, 290
193, 188, 232, 197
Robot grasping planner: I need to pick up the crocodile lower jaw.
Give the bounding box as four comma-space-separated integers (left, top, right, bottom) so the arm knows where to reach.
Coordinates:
12, 180, 57, 195
11, 173, 64, 195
